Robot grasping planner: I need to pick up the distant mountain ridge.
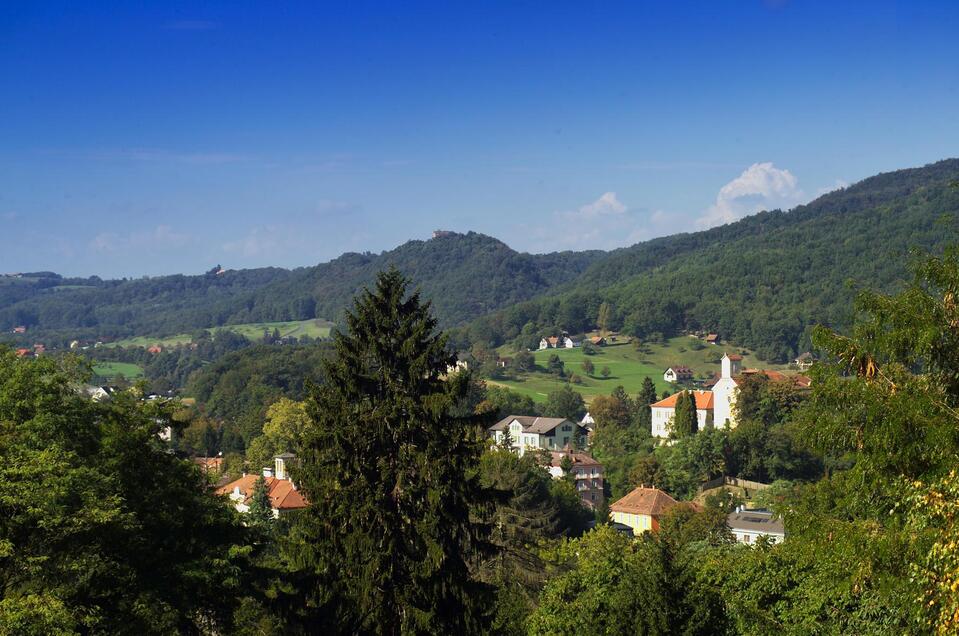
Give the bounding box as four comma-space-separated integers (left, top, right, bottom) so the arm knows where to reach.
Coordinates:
0, 232, 604, 344
455, 158, 959, 361
3, 159, 958, 358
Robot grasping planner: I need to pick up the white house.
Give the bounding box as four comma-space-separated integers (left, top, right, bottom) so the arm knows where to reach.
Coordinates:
727, 507, 785, 545
489, 415, 586, 455
539, 336, 561, 350
663, 365, 693, 383
794, 352, 815, 371
650, 390, 715, 438
712, 353, 742, 427
562, 336, 579, 348
580, 412, 595, 431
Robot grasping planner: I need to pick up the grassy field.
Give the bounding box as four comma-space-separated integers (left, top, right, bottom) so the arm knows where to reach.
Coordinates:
109, 319, 333, 348
491, 335, 791, 405
92, 361, 144, 380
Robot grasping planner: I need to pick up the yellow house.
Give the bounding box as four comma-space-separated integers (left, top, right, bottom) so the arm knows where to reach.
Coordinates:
609, 486, 679, 536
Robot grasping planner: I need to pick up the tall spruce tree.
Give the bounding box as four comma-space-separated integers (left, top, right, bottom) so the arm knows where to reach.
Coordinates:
636, 376, 657, 433
280, 268, 494, 634
670, 391, 699, 439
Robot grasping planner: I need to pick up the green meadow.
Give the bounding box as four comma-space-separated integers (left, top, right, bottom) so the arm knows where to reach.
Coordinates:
92, 361, 144, 380
109, 319, 334, 348
491, 336, 791, 405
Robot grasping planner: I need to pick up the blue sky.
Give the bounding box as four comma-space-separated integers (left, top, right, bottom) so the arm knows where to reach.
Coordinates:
1, 0, 957, 277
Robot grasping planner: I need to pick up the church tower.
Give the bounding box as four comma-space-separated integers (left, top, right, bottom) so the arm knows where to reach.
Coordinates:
713, 353, 742, 428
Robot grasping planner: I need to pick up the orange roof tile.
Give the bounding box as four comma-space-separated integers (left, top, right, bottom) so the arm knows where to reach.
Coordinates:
217, 474, 309, 511
650, 390, 714, 410
610, 487, 678, 517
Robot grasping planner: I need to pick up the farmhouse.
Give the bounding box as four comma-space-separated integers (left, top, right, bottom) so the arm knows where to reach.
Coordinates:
705, 333, 720, 344
588, 336, 607, 346
539, 336, 561, 350
12, 325, 26, 334
488, 415, 587, 455
609, 486, 680, 535
562, 336, 579, 348
216, 454, 308, 518
663, 365, 693, 383
650, 390, 715, 437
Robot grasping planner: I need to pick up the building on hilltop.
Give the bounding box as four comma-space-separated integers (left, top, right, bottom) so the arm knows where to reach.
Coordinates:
488, 415, 587, 455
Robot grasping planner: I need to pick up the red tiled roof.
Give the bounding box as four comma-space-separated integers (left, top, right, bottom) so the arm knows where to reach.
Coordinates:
651, 390, 714, 410
549, 451, 602, 468
217, 475, 309, 511
727, 354, 743, 361
610, 487, 678, 516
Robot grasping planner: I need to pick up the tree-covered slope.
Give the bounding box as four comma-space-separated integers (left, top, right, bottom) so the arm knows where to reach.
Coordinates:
0, 232, 603, 342
461, 159, 959, 361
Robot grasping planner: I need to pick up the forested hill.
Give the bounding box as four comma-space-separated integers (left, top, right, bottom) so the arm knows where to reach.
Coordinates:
0, 232, 603, 342
458, 159, 959, 362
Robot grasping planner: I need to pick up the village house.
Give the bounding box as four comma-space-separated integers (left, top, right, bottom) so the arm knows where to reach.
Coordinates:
539, 336, 561, 350
794, 352, 815, 371
663, 365, 694, 383
705, 333, 720, 345
488, 415, 587, 455
580, 412, 595, 431
588, 335, 607, 346
15, 348, 32, 358
84, 385, 116, 402
12, 325, 26, 334
609, 486, 680, 535
727, 507, 785, 545
496, 356, 511, 368
562, 336, 579, 348
548, 451, 605, 509
147, 344, 163, 354
193, 456, 224, 475
650, 390, 715, 438
216, 453, 308, 518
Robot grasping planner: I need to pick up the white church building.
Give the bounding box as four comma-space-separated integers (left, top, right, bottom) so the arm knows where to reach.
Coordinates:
650, 353, 743, 437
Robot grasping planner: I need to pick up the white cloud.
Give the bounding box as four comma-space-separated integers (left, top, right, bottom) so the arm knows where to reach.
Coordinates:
697, 162, 804, 229
91, 225, 193, 253
573, 192, 627, 219
525, 192, 660, 251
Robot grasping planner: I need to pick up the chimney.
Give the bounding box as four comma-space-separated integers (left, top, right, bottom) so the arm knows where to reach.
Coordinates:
275, 456, 286, 480
263, 467, 273, 479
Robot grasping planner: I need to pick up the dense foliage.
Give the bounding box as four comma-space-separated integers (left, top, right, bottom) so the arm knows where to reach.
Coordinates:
0, 352, 252, 633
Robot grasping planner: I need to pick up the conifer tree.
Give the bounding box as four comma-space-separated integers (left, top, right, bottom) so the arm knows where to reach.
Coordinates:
247, 476, 275, 529
636, 376, 658, 433
280, 268, 494, 634
670, 391, 699, 439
